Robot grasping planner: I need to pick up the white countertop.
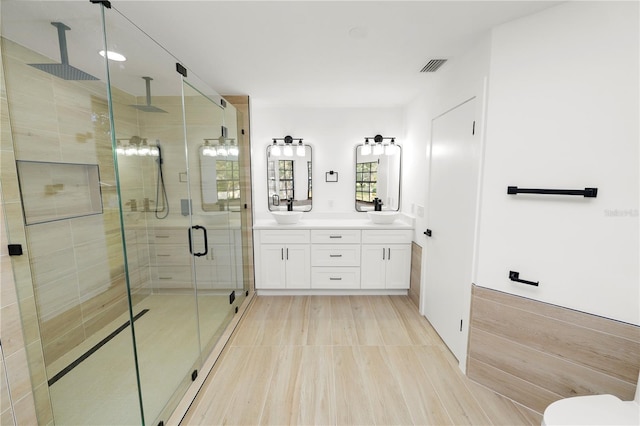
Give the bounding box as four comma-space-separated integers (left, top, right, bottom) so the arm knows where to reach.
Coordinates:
253, 218, 414, 230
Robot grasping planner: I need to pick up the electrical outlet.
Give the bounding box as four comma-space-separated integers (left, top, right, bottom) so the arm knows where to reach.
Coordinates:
417, 205, 425, 218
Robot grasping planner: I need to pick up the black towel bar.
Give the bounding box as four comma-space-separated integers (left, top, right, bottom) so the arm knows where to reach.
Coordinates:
507, 186, 598, 197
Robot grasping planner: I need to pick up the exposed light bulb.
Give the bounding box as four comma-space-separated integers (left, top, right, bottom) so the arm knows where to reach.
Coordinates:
385, 143, 396, 155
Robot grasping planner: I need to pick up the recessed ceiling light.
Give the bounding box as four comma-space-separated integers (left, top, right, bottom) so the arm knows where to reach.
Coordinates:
99, 50, 126, 62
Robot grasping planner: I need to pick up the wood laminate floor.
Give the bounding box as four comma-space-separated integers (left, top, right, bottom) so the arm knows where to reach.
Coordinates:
182, 296, 542, 425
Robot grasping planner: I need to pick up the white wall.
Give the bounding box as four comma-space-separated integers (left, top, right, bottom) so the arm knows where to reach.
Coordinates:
251, 106, 404, 220
476, 1, 639, 325
402, 35, 491, 370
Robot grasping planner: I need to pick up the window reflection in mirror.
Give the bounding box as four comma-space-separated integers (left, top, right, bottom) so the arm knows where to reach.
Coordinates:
267, 144, 312, 211
200, 139, 241, 212
355, 143, 401, 211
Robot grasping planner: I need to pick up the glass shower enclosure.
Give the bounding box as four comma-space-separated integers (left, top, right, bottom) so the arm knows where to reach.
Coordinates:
0, 2, 251, 424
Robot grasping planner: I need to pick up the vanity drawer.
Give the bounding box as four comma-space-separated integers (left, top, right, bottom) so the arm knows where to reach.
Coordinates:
151, 266, 193, 288
150, 245, 190, 266
151, 228, 187, 244
362, 229, 413, 244
311, 267, 360, 289
311, 229, 361, 244
259, 229, 310, 244
311, 245, 360, 267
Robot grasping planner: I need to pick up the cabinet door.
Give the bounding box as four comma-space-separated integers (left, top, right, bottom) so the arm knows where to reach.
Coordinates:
211, 243, 234, 289
361, 244, 386, 289
285, 245, 311, 289
259, 245, 286, 289
386, 244, 411, 289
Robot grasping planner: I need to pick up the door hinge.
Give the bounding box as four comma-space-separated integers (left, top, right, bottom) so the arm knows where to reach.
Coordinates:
229, 291, 235, 305
472, 121, 476, 135
191, 370, 198, 381
176, 63, 187, 77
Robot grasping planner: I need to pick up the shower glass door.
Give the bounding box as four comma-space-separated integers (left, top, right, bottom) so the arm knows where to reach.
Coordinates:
103, 7, 202, 425
182, 77, 245, 358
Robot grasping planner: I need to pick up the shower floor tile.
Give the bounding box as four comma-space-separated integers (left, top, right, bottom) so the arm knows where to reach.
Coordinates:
48, 293, 232, 426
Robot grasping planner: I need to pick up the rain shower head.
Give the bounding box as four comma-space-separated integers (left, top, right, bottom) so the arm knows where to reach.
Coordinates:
129, 77, 168, 113
28, 22, 98, 81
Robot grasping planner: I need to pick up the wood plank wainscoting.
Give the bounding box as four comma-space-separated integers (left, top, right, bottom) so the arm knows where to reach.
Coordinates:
409, 242, 422, 308
467, 285, 640, 415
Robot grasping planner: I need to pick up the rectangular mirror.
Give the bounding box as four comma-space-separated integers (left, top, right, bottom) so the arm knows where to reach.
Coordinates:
267, 143, 312, 212
355, 143, 401, 211
200, 139, 241, 212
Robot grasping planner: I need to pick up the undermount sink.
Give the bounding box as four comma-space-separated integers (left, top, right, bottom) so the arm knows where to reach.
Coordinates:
367, 211, 399, 224
272, 211, 303, 225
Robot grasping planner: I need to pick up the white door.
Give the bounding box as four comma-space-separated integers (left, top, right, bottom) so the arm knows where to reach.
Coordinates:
423, 97, 480, 363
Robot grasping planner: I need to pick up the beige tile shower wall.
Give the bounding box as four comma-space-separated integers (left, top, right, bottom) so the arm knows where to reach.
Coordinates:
224, 95, 254, 292
468, 285, 640, 414
1, 38, 152, 374
1, 39, 51, 424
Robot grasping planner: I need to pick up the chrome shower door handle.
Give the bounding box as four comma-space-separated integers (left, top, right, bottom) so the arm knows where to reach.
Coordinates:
188, 225, 208, 257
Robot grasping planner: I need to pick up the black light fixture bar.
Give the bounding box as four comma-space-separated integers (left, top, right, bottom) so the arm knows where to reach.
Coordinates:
272, 135, 303, 144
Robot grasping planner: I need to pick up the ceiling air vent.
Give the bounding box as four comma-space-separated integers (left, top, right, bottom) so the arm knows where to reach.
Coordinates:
420, 59, 447, 73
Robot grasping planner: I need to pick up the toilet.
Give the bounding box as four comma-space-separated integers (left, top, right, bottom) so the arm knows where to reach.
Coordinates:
542, 372, 640, 425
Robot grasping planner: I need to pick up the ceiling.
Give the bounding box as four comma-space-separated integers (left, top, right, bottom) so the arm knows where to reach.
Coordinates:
2, 1, 562, 108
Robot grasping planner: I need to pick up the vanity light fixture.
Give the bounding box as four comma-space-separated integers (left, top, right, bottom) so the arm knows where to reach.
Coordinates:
202, 139, 217, 157
271, 135, 304, 157
362, 138, 372, 155
203, 136, 236, 157
296, 140, 306, 157
363, 134, 397, 156
385, 138, 397, 155
117, 137, 158, 156
271, 139, 282, 156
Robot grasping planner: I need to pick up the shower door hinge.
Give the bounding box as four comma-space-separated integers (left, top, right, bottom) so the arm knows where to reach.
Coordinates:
157, 422, 164, 426
229, 291, 235, 305
235, 306, 239, 314
221, 99, 227, 108
89, 0, 112, 8
191, 370, 198, 381
176, 63, 187, 77
8, 244, 23, 256
472, 121, 476, 135
460, 319, 463, 332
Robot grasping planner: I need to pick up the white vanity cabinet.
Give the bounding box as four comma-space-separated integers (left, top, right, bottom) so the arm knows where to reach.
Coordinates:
311, 229, 361, 289
361, 230, 412, 289
149, 227, 241, 290
256, 230, 311, 289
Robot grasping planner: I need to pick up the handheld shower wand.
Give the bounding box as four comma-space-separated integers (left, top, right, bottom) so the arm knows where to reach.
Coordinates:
154, 142, 169, 219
